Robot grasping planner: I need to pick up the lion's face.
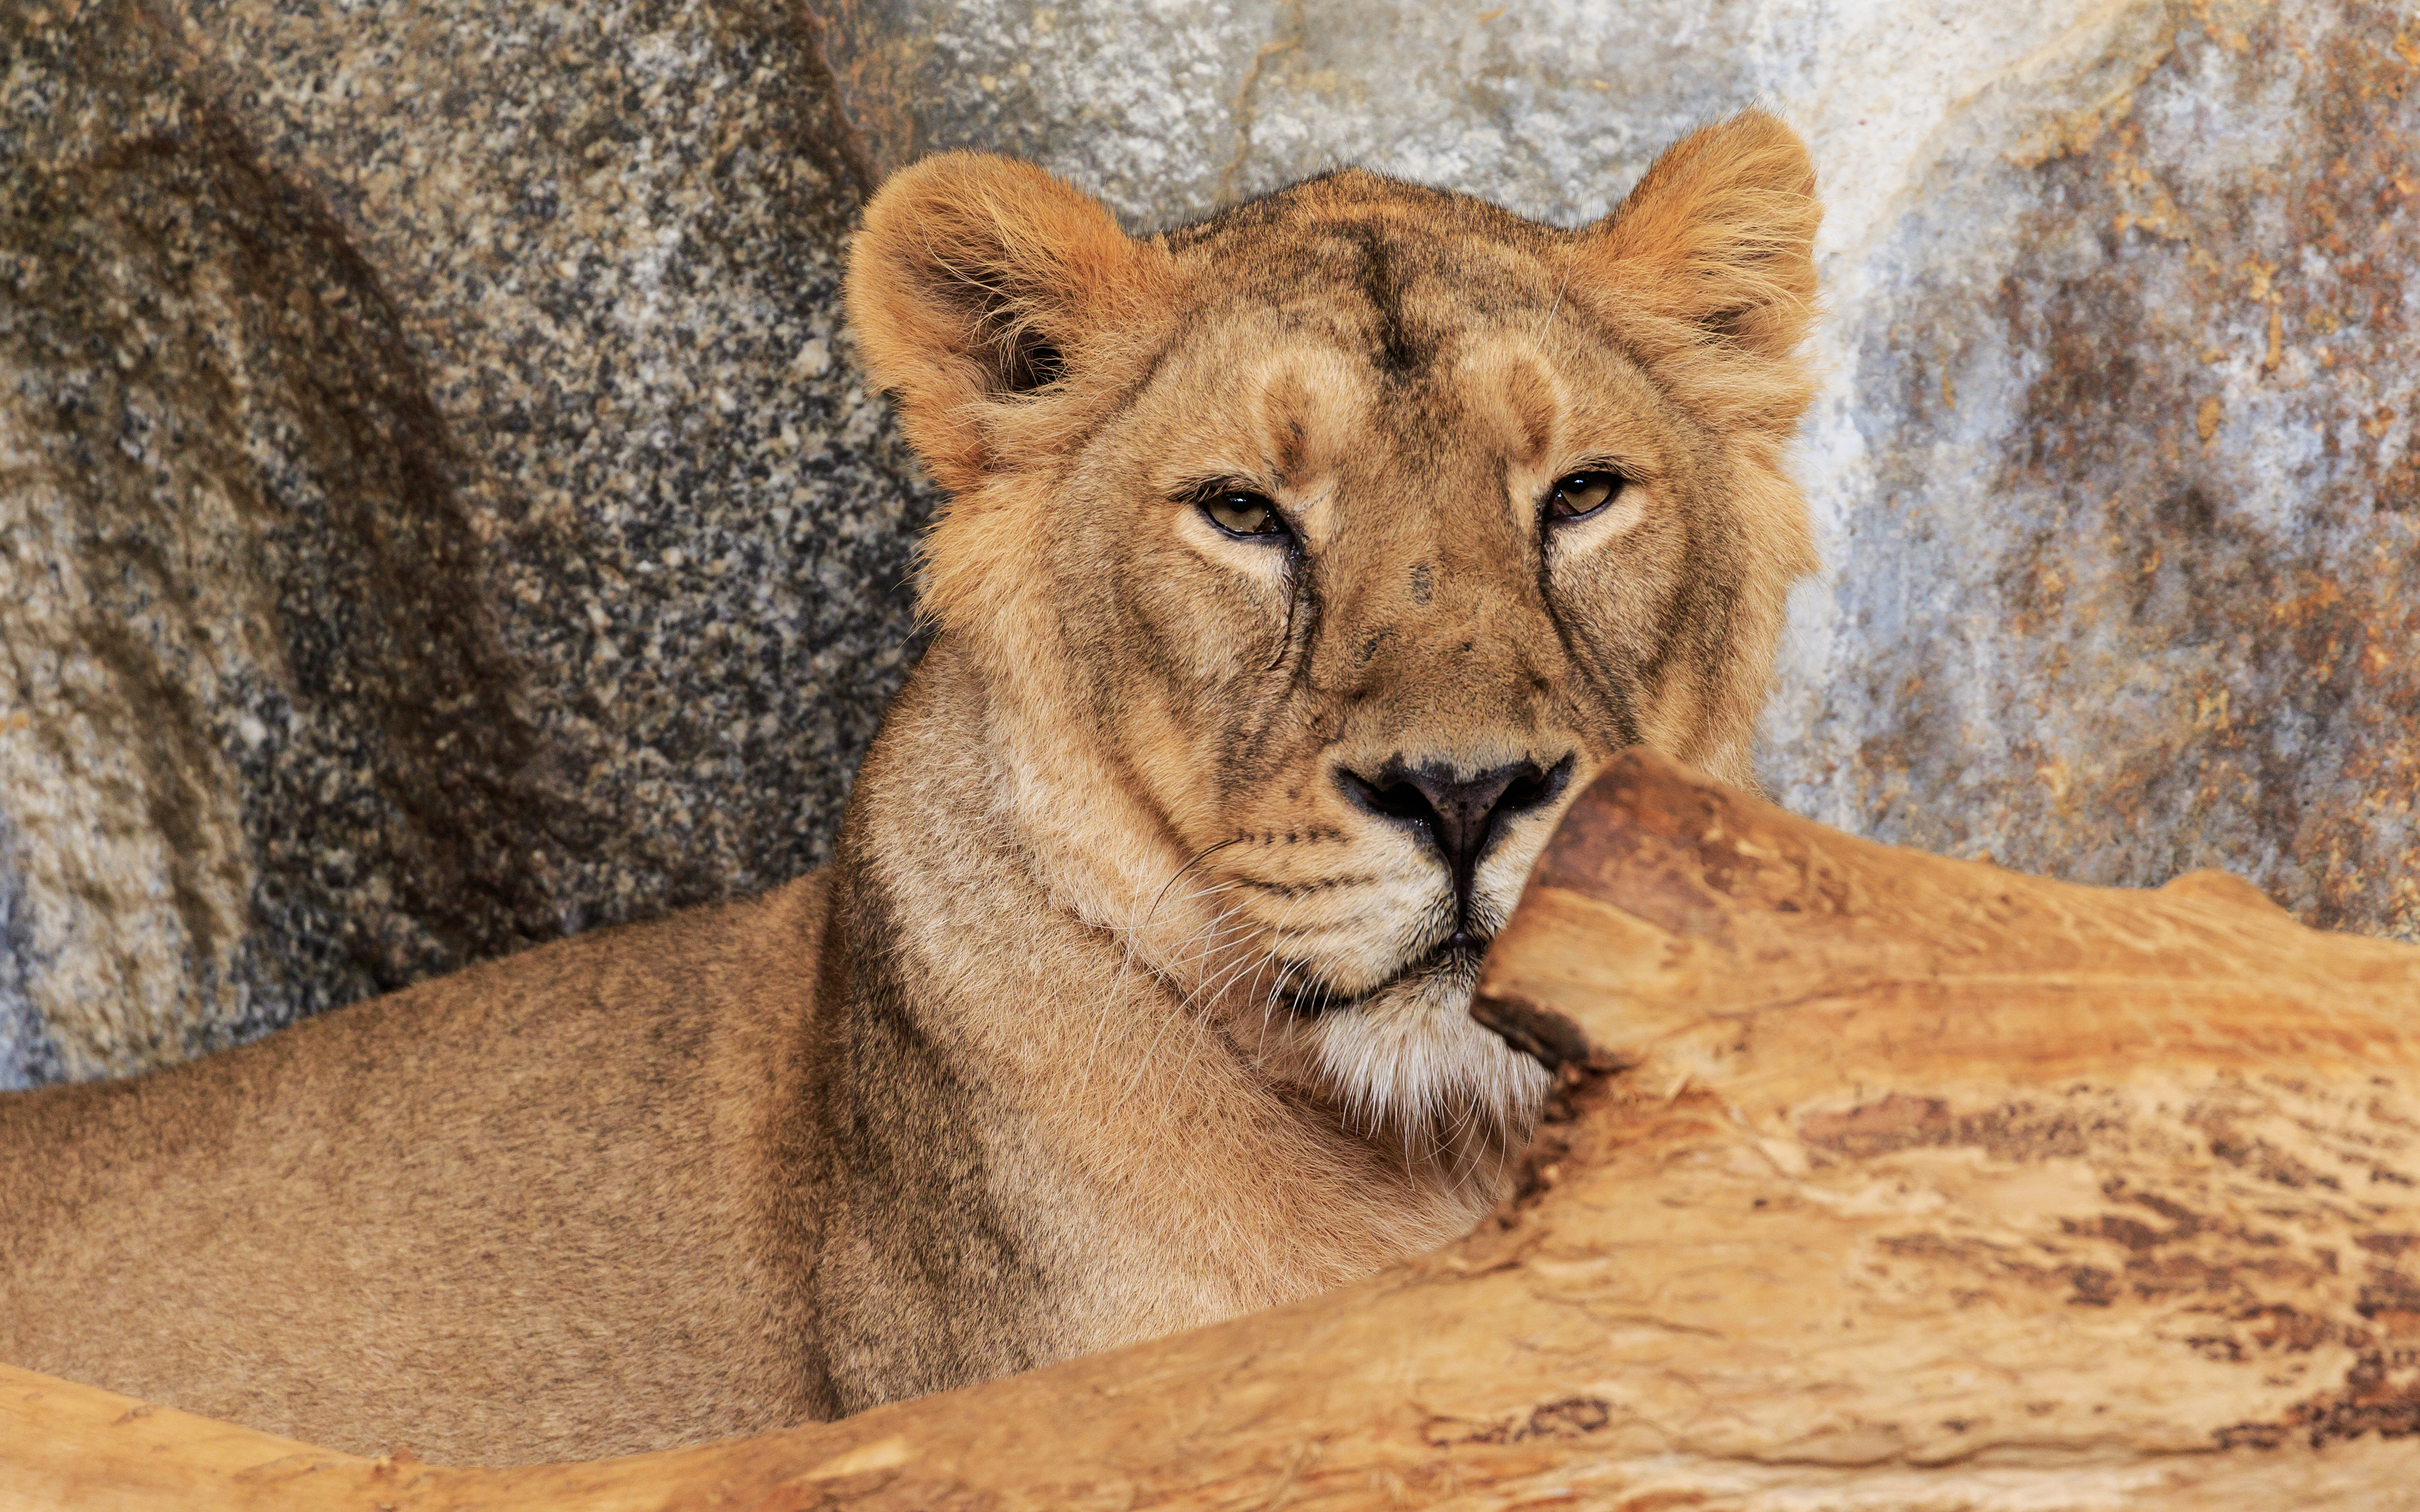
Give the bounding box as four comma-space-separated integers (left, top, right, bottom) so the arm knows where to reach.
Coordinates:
850, 115, 1818, 1159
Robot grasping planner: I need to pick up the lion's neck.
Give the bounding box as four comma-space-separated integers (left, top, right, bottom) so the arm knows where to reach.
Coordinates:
815, 642, 1502, 1395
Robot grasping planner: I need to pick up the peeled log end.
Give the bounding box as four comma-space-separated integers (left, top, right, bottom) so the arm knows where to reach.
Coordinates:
1477, 748, 2420, 1086
1462, 747, 2420, 1485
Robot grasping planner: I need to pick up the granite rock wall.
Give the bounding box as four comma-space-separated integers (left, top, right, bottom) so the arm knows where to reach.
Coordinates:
0, 0, 930, 1084
2, 0, 2412, 1085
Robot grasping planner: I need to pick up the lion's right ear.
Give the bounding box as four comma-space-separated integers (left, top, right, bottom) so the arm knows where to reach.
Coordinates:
1573, 110, 1821, 436
846, 154, 1170, 491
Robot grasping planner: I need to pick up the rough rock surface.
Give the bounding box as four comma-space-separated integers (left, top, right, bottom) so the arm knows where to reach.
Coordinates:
0, 0, 929, 1084
4, 0, 2414, 1086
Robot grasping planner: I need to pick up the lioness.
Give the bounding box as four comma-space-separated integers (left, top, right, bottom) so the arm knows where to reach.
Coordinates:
0, 111, 1819, 1465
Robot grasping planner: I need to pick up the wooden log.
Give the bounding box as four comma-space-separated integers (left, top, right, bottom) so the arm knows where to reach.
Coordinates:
8, 748, 2420, 1509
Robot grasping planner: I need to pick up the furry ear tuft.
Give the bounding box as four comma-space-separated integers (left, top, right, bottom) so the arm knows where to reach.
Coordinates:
1578, 110, 1822, 433
846, 154, 1169, 490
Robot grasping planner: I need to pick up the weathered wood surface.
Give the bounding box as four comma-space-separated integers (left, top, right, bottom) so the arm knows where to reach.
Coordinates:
9, 748, 2420, 1509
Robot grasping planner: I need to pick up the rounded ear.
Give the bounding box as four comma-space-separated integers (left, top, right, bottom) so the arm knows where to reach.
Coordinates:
1576, 110, 1822, 433
845, 154, 1171, 490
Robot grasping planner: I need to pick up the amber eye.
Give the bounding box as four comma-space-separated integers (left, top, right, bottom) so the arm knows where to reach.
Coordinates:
1544, 469, 1624, 522
1200, 490, 1286, 540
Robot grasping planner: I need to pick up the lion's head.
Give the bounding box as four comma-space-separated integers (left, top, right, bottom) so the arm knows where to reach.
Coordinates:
847, 113, 1818, 1175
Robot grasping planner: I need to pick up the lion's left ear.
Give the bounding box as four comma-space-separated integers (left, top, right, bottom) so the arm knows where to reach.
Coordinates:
1574, 110, 1822, 434
846, 154, 1172, 491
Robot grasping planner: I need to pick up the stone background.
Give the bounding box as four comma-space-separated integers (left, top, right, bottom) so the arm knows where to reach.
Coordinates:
4, 0, 2414, 1085
1, 0, 932, 1084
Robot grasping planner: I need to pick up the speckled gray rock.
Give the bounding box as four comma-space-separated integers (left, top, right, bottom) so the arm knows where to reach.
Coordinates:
0, 0, 930, 1084
826, 0, 2419, 939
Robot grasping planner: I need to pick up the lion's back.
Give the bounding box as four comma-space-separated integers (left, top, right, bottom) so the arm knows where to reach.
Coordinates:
0, 870, 835, 1464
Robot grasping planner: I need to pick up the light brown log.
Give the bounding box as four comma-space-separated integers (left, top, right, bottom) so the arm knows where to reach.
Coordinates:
9, 748, 2420, 1509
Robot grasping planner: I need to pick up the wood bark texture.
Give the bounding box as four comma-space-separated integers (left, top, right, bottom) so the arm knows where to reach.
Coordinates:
8, 748, 2420, 1510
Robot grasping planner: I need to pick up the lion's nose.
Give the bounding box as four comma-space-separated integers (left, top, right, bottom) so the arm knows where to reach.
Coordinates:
1337, 754, 1575, 938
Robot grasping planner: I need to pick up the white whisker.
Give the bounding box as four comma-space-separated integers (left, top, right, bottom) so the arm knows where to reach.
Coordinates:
1081, 860, 1244, 1102
1116, 888, 1255, 1107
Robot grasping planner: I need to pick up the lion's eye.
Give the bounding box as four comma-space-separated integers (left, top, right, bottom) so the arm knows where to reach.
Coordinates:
1545, 470, 1624, 523
1201, 490, 1286, 540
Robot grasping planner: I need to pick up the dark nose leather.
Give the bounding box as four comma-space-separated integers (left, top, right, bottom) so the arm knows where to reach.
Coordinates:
1338, 754, 1573, 941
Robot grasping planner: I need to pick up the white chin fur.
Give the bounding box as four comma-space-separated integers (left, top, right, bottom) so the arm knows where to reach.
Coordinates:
1305, 960, 1551, 1158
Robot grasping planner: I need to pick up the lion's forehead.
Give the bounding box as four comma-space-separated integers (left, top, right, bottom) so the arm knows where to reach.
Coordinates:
1176, 230, 1558, 368
1123, 304, 1663, 519
1127, 213, 1669, 493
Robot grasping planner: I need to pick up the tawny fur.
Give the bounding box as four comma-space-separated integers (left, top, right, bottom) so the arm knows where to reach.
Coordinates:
0, 111, 1822, 1465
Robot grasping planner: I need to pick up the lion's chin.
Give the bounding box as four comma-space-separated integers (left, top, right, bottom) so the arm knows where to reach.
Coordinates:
1296, 946, 1551, 1162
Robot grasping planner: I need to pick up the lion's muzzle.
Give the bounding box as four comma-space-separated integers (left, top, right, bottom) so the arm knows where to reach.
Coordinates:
1335, 751, 1575, 945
